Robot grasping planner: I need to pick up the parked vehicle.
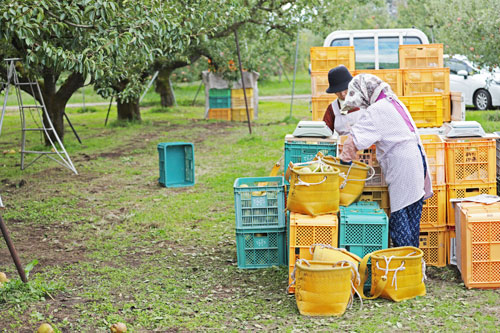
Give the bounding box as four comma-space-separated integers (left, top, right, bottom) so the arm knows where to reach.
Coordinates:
444, 55, 500, 110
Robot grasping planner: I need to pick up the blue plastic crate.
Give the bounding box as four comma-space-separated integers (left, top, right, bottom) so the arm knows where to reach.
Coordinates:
236, 227, 286, 269
339, 202, 389, 259
157, 142, 195, 188
283, 141, 337, 176
234, 177, 286, 229
209, 89, 231, 108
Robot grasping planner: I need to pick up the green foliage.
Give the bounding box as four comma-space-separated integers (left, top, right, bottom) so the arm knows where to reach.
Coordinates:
397, 0, 500, 70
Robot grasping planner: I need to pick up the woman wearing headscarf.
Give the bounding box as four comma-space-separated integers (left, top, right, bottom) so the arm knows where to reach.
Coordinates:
339, 74, 433, 247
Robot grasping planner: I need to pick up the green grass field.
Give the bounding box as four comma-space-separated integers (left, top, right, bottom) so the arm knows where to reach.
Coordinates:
1, 76, 500, 331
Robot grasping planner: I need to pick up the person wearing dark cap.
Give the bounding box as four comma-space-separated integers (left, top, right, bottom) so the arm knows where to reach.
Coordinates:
322, 65, 362, 135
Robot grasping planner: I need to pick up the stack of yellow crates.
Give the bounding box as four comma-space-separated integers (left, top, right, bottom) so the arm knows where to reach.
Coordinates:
288, 212, 338, 293
231, 88, 254, 121
445, 136, 497, 265
310, 46, 355, 121
419, 134, 447, 267
398, 44, 450, 127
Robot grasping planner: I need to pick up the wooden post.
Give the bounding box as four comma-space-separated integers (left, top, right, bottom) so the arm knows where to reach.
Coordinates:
0, 198, 27, 283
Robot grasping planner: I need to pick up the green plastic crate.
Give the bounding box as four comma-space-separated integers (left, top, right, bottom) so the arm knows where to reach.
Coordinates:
157, 142, 195, 188
284, 141, 337, 176
339, 202, 389, 258
234, 177, 286, 229
236, 227, 286, 269
209, 89, 231, 108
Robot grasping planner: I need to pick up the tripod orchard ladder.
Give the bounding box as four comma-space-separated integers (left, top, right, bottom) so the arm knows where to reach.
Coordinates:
0, 58, 77, 174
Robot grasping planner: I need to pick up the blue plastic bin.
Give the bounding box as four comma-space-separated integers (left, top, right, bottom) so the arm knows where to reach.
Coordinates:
236, 227, 286, 269
284, 141, 337, 176
233, 176, 286, 229
157, 142, 195, 188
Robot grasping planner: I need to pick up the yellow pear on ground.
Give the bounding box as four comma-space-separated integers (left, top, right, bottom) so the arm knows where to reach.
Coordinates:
37, 323, 54, 333
110, 322, 127, 333
0, 272, 9, 283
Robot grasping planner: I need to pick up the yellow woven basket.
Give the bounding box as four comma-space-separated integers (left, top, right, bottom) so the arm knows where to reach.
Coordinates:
294, 260, 356, 316
358, 246, 426, 302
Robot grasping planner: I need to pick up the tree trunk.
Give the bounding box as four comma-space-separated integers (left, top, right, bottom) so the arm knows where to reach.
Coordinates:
22, 71, 84, 145
42, 98, 66, 145
155, 68, 176, 107
117, 98, 141, 121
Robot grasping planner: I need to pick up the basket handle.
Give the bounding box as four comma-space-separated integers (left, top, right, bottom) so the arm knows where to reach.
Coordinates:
357, 253, 388, 300
296, 175, 327, 186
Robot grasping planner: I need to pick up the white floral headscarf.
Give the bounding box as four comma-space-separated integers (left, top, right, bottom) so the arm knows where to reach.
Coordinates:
341, 74, 396, 112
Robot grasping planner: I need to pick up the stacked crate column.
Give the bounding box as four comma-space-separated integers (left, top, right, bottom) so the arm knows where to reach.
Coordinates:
420, 134, 446, 229
231, 88, 254, 121
234, 176, 287, 269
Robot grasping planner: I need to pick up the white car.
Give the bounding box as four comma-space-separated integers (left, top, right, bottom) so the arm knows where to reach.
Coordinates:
444, 55, 500, 110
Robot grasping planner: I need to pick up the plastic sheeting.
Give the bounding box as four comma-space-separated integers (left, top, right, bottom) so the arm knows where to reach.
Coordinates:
201, 70, 259, 119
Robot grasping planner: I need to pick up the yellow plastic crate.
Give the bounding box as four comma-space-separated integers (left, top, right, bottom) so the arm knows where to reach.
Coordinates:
310, 46, 355, 72
419, 226, 447, 267
399, 95, 443, 128
447, 182, 497, 226
352, 69, 403, 96
208, 108, 231, 121
403, 68, 450, 95
231, 108, 254, 122
311, 96, 336, 121
231, 89, 254, 109
399, 44, 444, 69
310, 71, 330, 97
420, 134, 446, 185
421, 184, 446, 229
359, 186, 390, 217
457, 202, 500, 289
442, 93, 451, 122
288, 212, 338, 293
445, 137, 496, 185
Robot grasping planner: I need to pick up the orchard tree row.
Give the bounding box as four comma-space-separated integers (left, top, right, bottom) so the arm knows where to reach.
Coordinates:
1, 0, 498, 143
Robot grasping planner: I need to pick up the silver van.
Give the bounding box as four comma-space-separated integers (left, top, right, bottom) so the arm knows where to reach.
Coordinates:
323, 28, 430, 70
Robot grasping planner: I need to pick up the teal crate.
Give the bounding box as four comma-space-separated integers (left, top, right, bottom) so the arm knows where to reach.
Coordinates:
234, 177, 286, 229
236, 227, 286, 269
209, 88, 231, 98
157, 142, 195, 188
284, 141, 337, 176
209, 89, 231, 108
339, 202, 389, 258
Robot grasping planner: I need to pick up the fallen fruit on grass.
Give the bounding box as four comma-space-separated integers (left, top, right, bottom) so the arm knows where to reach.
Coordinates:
110, 322, 127, 333
0, 272, 9, 283
37, 323, 54, 333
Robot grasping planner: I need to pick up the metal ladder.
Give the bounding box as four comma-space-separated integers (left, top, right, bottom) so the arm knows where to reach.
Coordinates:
0, 58, 77, 174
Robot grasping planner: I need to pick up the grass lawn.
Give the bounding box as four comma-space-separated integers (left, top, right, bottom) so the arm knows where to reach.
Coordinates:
1, 77, 500, 331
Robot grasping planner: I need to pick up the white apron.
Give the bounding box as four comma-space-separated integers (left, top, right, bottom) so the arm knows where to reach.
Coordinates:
331, 100, 364, 136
